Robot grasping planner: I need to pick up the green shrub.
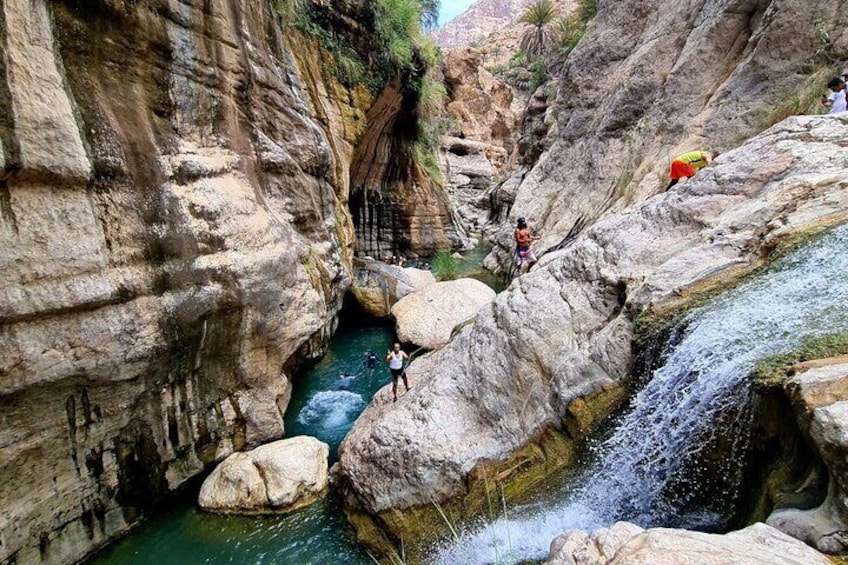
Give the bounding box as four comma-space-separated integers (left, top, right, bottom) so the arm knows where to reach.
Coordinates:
432, 251, 460, 281
276, 0, 307, 26
577, 0, 599, 23
554, 15, 585, 57
756, 66, 831, 131
528, 59, 549, 91
519, 0, 555, 57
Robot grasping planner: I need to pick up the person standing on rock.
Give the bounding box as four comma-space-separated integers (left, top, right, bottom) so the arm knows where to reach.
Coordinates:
514, 217, 540, 273
822, 77, 847, 114
386, 343, 410, 402
666, 151, 714, 190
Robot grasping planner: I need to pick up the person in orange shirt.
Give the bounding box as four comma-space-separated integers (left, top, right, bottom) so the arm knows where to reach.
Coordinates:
666, 151, 715, 190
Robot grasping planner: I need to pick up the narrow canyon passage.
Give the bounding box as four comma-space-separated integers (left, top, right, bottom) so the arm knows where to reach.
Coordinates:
91, 324, 394, 564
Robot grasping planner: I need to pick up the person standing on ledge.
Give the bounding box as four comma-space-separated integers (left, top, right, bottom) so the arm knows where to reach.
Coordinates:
386, 343, 410, 402
666, 150, 714, 190
822, 77, 847, 114
514, 217, 540, 273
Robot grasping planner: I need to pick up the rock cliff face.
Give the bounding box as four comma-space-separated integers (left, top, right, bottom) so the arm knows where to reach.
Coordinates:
486, 0, 848, 270
440, 48, 519, 235
337, 115, 848, 552
0, 0, 440, 562
431, 0, 531, 49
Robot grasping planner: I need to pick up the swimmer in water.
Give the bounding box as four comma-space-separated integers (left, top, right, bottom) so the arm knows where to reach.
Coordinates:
364, 349, 378, 369
337, 371, 357, 390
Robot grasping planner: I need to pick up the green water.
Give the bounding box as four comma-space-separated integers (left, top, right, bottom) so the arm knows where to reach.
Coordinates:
427, 243, 505, 292
93, 324, 395, 565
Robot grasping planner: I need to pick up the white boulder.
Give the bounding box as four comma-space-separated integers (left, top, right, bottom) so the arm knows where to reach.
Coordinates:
199, 436, 329, 514
391, 278, 496, 349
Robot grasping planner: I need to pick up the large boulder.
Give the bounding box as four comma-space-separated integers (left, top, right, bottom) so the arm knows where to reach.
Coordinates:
768, 361, 848, 553
199, 436, 329, 514
391, 278, 496, 349
337, 115, 848, 550
547, 522, 831, 565
350, 259, 436, 317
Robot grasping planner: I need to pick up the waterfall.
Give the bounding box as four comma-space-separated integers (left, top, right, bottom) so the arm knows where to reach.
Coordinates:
434, 224, 848, 564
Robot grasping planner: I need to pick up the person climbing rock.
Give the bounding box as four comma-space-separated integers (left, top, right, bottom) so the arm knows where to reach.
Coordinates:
514, 217, 540, 273
666, 151, 714, 190
386, 343, 410, 402
822, 77, 847, 114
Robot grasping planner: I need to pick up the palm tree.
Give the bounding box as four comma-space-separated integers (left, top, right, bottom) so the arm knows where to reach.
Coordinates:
519, 0, 556, 57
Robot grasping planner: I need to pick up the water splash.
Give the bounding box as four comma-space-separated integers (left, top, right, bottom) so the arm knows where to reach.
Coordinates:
434, 224, 848, 564
297, 391, 365, 431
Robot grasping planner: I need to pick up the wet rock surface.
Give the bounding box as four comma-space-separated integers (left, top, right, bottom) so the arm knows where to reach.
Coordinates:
547, 521, 832, 565
337, 115, 848, 545
198, 436, 329, 514
768, 361, 848, 553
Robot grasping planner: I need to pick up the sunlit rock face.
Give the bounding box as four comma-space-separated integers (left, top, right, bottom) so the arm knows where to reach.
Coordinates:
485, 0, 848, 271
337, 114, 848, 549
0, 0, 371, 562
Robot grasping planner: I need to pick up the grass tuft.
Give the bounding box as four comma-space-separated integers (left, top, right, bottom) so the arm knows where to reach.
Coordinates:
432, 251, 460, 281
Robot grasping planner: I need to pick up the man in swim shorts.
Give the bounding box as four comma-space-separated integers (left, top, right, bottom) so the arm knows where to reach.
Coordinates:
514, 217, 540, 272
386, 343, 410, 402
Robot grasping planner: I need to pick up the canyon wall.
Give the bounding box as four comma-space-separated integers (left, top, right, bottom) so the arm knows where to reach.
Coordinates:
0, 0, 450, 562
338, 0, 848, 553
486, 0, 848, 269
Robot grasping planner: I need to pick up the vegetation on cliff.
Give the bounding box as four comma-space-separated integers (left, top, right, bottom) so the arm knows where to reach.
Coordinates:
277, 0, 447, 182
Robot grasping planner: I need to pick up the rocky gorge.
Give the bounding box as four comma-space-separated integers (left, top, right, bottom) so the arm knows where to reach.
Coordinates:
3, 0, 848, 564
0, 0, 461, 562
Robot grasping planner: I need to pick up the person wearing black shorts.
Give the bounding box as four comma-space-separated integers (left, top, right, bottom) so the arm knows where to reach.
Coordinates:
386, 343, 410, 402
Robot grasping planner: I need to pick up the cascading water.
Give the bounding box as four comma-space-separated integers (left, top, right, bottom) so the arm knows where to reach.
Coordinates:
434, 224, 848, 564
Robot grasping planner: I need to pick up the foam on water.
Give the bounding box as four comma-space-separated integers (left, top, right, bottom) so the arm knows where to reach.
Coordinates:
297, 390, 366, 431
434, 225, 848, 564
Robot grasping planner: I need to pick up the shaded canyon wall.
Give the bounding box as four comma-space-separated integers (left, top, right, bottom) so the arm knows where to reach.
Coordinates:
0, 0, 446, 562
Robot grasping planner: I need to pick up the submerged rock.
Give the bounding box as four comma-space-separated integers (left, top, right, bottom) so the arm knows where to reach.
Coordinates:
391, 278, 496, 349
199, 436, 329, 514
350, 259, 436, 318
768, 361, 848, 553
547, 522, 831, 565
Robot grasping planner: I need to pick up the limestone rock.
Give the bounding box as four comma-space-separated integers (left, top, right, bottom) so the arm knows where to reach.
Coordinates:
337, 115, 848, 537
0, 0, 443, 563
351, 259, 437, 317
547, 522, 831, 565
486, 0, 848, 273
199, 437, 329, 514
442, 49, 516, 150
768, 362, 848, 553
391, 278, 496, 349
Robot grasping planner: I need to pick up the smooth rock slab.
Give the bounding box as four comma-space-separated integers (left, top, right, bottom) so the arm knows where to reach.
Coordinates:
351, 259, 436, 317
391, 278, 496, 349
547, 522, 832, 565
199, 436, 329, 514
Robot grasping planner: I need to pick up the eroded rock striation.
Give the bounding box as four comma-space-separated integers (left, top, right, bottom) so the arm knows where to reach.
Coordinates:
547, 521, 831, 565
198, 436, 329, 514
768, 361, 848, 553
486, 0, 848, 271
0, 0, 450, 562
337, 115, 848, 551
